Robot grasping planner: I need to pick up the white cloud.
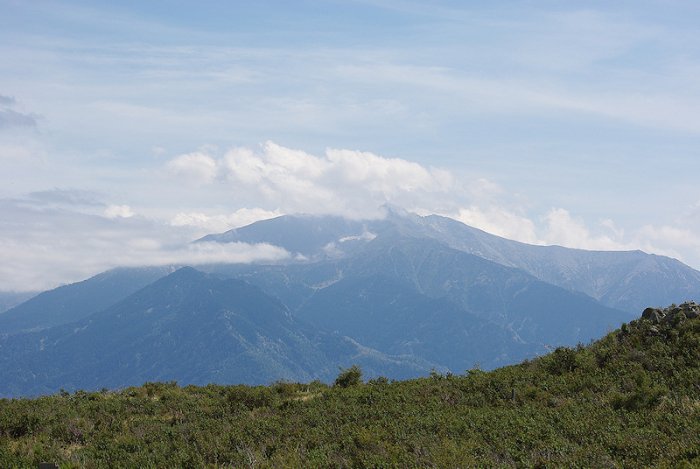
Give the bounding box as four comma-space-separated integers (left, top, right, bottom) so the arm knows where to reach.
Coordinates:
441, 201, 700, 270
600, 218, 624, 240
325, 148, 454, 195
113, 241, 291, 268
166, 151, 219, 185
339, 231, 376, 243
4, 140, 700, 293
166, 141, 455, 219
0, 199, 290, 292
532, 209, 700, 268
542, 208, 624, 251
451, 206, 539, 244
104, 204, 134, 218
631, 224, 700, 261
158, 142, 700, 270
170, 207, 283, 233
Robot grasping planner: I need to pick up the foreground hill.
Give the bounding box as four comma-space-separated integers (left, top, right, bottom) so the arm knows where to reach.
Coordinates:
1, 303, 698, 467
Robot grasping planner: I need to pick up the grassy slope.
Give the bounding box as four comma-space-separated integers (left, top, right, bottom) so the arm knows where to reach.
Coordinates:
0, 308, 698, 467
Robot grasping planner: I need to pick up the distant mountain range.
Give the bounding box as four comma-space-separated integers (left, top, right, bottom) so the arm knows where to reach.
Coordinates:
1, 209, 699, 396
0, 268, 429, 396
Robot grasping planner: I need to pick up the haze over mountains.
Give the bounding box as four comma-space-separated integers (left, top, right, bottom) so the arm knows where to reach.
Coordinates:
1, 209, 699, 397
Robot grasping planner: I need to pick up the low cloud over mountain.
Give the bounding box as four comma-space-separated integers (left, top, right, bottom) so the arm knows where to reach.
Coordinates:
3, 139, 700, 293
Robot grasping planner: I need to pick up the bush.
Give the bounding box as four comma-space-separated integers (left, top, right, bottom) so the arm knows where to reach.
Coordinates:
611, 371, 668, 411
546, 347, 578, 375
368, 376, 389, 386
334, 365, 363, 388
226, 385, 275, 410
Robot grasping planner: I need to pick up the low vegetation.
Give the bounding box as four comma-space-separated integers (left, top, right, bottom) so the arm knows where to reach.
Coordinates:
1, 303, 699, 467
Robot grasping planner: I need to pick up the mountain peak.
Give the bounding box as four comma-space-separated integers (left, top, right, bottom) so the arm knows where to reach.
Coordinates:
169, 265, 203, 279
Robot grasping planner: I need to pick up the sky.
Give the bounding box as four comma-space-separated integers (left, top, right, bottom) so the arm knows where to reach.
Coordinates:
1, 0, 700, 291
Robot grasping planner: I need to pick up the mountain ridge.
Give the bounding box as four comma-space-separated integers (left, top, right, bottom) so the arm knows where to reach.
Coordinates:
0, 266, 176, 335
0, 267, 435, 397
200, 211, 700, 313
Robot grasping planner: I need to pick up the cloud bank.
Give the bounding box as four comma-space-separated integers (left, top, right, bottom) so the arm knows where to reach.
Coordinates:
0, 197, 290, 292
2, 141, 700, 292
166, 141, 455, 219
161, 142, 700, 265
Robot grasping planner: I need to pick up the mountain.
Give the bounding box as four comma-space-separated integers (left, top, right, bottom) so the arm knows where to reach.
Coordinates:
0, 266, 174, 335
14, 209, 691, 337
204, 236, 629, 369
198, 214, 370, 259
0, 267, 430, 397
4, 209, 697, 396
295, 273, 539, 371
417, 214, 700, 313
202, 210, 700, 313
335, 237, 626, 339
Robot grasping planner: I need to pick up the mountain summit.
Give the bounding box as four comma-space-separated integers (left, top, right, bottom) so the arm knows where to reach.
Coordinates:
200, 211, 700, 313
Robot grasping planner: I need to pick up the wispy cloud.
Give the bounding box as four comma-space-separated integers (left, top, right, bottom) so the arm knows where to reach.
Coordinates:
0, 95, 16, 106
0, 197, 290, 292
335, 59, 700, 133
26, 188, 104, 207
0, 95, 38, 130
171, 208, 283, 233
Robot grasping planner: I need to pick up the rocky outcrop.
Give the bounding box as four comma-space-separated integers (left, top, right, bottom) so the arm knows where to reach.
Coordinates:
641, 302, 700, 325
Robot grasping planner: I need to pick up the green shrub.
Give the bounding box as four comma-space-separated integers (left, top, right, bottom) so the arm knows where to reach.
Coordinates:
546, 347, 578, 375
334, 365, 363, 387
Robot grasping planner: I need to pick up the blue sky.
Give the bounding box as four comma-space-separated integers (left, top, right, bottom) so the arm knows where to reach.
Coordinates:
1, 0, 700, 290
